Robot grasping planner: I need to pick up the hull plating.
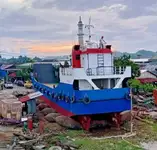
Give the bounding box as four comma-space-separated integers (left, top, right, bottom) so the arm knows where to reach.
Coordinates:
32, 78, 131, 117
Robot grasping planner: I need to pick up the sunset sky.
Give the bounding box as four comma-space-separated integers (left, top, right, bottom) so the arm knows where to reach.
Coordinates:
0, 0, 157, 57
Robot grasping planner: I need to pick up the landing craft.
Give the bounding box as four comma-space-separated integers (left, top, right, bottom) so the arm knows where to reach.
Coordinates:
31, 17, 132, 130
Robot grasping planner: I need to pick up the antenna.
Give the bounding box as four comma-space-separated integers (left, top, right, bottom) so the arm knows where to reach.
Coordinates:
85, 17, 94, 42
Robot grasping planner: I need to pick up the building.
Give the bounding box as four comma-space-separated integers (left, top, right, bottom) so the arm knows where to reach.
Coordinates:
138, 70, 157, 79
33, 62, 59, 84
130, 58, 150, 69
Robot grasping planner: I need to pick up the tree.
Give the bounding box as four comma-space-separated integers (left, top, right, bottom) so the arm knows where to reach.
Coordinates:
114, 55, 140, 77
16, 67, 33, 81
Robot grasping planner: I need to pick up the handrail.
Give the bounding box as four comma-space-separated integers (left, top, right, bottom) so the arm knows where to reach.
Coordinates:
60, 68, 72, 76
86, 66, 126, 76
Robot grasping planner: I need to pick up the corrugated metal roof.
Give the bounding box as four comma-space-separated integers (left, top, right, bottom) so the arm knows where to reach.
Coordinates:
1, 64, 14, 70
17, 63, 32, 68
130, 58, 150, 63
137, 78, 157, 83
148, 70, 157, 77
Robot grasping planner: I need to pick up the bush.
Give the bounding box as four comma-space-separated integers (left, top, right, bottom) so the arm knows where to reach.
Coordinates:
128, 79, 157, 93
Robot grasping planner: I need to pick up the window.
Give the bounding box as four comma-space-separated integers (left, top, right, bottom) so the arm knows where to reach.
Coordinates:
73, 80, 79, 90
76, 55, 80, 60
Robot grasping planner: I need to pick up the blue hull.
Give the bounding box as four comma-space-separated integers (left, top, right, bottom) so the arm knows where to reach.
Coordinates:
32, 78, 131, 116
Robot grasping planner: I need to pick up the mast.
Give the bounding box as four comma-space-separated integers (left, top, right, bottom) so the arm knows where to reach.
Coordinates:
77, 16, 84, 48
85, 17, 94, 43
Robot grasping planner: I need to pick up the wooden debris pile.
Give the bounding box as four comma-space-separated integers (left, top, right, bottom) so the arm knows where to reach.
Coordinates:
132, 92, 155, 109
9, 131, 81, 150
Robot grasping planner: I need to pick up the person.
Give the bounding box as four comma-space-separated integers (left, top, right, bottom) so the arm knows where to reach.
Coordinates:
99, 36, 106, 49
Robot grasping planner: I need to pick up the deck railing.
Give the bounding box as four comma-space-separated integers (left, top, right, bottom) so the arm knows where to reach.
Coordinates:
86, 66, 126, 76
60, 67, 72, 76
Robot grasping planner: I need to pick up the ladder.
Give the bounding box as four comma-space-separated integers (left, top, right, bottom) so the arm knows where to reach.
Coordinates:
97, 54, 104, 67
97, 54, 104, 75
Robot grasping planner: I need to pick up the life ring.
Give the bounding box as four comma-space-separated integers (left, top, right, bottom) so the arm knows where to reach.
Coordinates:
125, 93, 131, 100
58, 93, 62, 100
70, 96, 75, 103
61, 95, 65, 100
51, 93, 54, 98
47, 91, 51, 96
39, 88, 43, 92
65, 96, 69, 103
43, 89, 46, 93
83, 97, 91, 104
54, 94, 58, 100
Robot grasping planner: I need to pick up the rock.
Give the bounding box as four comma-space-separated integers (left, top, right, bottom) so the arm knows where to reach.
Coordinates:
44, 123, 64, 132
149, 112, 157, 120
55, 116, 82, 129
41, 108, 56, 116
45, 113, 60, 122
36, 112, 44, 120
49, 146, 62, 150
33, 145, 46, 150
36, 99, 45, 105
37, 103, 49, 111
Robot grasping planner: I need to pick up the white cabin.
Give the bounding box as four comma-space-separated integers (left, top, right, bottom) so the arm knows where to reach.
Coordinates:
59, 17, 131, 90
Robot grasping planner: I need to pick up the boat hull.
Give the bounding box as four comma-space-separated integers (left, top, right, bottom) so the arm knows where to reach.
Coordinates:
32, 78, 131, 117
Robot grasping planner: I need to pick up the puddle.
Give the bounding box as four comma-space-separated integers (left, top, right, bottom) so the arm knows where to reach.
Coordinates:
141, 141, 157, 150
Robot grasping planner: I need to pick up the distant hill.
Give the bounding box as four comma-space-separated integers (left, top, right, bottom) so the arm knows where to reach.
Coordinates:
43, 50, 157, 60
113, 50, 157, 59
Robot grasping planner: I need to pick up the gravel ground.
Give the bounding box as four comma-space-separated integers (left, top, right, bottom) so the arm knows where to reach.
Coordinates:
0, 85, 33, 149
1, 85, 34, 94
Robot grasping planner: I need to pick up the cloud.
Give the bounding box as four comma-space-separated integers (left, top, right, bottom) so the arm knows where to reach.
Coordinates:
0, 0, 157, 57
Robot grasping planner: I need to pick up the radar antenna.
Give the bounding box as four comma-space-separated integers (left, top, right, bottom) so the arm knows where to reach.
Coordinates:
85, 17, 94, 42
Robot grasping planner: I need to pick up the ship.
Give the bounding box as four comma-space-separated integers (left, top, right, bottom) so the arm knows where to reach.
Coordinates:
31, 17, 132, 130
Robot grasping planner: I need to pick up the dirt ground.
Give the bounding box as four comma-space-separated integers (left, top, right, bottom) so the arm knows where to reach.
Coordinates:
0, 85, 32, 149
1, 85, 157, 150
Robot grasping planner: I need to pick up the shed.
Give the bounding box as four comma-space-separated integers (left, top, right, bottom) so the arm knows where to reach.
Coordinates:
19, 92, 43, 114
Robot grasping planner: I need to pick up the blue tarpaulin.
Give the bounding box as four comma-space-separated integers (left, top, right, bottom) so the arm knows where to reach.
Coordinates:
0, 69, 7, 77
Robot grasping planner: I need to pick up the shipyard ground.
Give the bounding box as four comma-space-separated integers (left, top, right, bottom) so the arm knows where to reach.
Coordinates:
46, 119, 157, 150
0, 87, 157, 149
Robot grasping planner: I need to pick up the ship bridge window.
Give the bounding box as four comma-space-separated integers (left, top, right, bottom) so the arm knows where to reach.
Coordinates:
76, 55, 80, 60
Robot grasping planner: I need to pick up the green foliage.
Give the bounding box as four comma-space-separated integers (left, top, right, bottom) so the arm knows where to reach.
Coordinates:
128, 79, 157, 92
0, 56, 42, 64
128, 79, 141, 89
16, 67, 33, 81
142, 83, 156, 92
114, 54, 140, 77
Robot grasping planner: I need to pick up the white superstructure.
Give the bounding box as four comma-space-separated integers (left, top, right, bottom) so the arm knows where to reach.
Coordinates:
59, 17, 131, 90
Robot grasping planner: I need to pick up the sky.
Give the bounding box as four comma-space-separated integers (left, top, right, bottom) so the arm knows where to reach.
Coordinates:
0, 0, 157, 58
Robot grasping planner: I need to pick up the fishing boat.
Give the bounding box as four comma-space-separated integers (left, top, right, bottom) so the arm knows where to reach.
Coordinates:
31, 17, 132, 130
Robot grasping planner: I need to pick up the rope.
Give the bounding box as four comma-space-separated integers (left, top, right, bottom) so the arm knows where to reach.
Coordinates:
91, 132, 142, 149
91, 132, 136, 140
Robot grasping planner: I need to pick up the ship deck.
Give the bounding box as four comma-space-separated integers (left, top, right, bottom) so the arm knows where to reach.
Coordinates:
43, 83, 58, 88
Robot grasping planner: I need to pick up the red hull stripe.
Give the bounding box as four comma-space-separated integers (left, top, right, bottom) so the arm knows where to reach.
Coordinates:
40, 96, 75, 117
81, 48, 112, 54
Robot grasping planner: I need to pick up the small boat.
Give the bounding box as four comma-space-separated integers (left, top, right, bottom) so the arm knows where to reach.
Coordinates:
31, 17, 131, 130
